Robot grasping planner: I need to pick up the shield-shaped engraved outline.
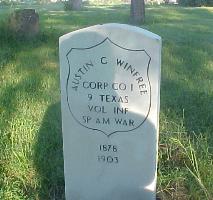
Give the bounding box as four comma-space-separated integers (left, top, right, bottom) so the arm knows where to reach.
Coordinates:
65, 37, 151, 137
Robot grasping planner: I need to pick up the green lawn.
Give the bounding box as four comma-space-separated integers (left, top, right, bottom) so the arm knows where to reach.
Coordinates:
0, 2, 213, 200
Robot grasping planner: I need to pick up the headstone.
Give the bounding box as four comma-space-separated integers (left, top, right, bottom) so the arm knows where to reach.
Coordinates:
8, 9, 39, 38
59, 23, 161, 200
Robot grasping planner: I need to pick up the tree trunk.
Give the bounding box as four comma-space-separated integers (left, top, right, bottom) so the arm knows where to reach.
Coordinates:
130, 0, 145, 24
71, 0, 82, 10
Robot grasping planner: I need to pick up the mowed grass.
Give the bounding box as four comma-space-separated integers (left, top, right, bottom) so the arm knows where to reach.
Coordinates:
0, 3, 213, 199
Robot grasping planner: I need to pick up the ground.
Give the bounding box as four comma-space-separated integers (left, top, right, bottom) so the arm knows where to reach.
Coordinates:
0, 2, 213, 200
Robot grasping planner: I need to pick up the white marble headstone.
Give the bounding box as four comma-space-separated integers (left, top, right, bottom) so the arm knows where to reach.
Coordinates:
59, 23, 161, 200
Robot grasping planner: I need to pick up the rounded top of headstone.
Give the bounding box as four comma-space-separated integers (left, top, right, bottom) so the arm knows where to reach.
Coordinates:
60, 23, 161, 44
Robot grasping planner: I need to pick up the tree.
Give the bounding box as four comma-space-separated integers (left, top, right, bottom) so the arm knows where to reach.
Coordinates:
70, 0, 82, 10
65, 0, 82, 11
130, 0, 145, 24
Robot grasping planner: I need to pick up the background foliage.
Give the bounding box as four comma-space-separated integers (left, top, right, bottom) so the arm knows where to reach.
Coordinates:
178, 0, 213, 6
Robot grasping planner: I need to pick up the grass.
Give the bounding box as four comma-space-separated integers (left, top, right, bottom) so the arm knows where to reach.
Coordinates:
0, 2, 213, 200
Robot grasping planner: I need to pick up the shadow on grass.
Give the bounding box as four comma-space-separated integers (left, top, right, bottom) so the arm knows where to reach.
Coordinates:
143, 6, 213, 138
158, 15, 213, 142
161, 76, 213, 136
0, 15, 63, 72
0, 12, 64, 199
33, 102, 65, 200
39, 4, 130, 33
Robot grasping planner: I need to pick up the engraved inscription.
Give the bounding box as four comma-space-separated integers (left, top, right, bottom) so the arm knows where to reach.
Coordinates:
66, 38, 151, 136
98, 144, 118, 164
